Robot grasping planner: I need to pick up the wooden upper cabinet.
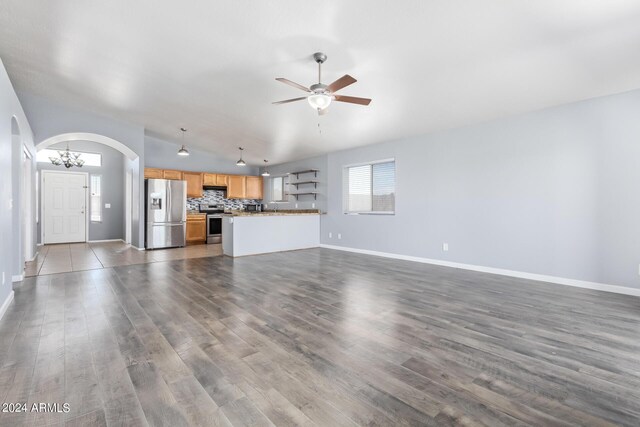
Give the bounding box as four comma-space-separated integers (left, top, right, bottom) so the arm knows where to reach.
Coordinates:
163, 169, 183, 180
144, 168, 163, 179
227, 175, 246, 199
203, 173, 217, 186
245, 176, 263, 200
183, 172, 203, 198
216, 174, 228, 186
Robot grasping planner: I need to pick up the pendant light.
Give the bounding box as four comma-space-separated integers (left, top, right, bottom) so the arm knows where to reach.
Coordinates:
177, 127, 189, 156
236, 147, 246, 166
261, 160, 270, 176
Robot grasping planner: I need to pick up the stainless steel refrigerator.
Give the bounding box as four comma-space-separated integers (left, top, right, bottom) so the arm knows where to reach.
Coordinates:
145, 179, 187, 249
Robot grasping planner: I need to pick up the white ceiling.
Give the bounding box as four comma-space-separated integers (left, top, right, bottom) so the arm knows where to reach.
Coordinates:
2, 1, 640, 165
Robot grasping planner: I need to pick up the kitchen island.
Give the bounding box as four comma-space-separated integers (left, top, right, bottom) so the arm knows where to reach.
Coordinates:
222, 211, 320, 257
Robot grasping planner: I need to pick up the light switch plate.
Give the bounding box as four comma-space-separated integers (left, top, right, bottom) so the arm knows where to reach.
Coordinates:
105, 203, 111, 209
443, 243, 449, 252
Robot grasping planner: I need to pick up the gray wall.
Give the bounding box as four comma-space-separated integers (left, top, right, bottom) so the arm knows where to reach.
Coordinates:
317, 89, 640, 289
261, 155, 328, 212
37, 141, 125, 242
17, 92, 146, 248
145, 135, 260, 175
0, 57, 36, 306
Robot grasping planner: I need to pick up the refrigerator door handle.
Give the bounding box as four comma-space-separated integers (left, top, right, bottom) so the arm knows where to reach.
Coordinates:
167, 181, 172, 222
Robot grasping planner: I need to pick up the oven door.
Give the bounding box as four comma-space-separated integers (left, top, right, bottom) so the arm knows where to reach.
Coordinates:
207, 215, 222, 244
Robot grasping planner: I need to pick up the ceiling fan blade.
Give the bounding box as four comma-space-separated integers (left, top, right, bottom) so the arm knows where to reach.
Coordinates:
272, 97, 307, 105
334, 95, 372, 106
327, 74, 357, 93
275, 78, 311, 92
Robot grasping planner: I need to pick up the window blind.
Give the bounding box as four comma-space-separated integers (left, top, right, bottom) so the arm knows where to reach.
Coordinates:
345, 160, 395, 214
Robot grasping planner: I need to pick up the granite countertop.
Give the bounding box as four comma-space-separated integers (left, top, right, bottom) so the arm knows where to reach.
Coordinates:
225, 209, 321, 217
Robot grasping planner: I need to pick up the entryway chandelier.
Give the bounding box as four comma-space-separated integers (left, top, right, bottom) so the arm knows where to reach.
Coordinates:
49, 145, 85, 168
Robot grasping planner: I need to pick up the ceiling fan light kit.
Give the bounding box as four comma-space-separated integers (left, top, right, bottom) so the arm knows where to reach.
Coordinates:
273, 52, 371, 115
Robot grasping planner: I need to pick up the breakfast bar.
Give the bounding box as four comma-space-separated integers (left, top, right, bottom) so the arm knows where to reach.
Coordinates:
222, 211, 320, 257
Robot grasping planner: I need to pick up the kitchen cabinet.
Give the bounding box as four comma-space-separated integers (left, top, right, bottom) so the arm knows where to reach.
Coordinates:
163, 169, 183, 180
203, 173, 217, 186
186, 215, 206, 244
183, 172, 204, 198
227, 175, 246, 199
144, 168, 163, 179
216, 174, 228, 186
245, 176, 263, 200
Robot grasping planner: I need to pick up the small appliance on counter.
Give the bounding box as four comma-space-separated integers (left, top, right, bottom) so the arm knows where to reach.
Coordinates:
199, 203, 225, 244
244, 204, 262, 212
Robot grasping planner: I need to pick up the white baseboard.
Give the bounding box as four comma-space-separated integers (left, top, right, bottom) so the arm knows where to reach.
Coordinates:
88, 239, 124, 243
0, 291, 15, 321
132, 245, 145, 251
11, 274, 24, 283
320, 244, 640, 297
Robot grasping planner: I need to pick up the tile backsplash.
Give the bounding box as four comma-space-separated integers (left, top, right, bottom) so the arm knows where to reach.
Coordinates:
187, 189, 261, 211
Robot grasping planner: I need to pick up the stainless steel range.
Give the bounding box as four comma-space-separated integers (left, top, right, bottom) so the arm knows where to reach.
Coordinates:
199, 203, 225, 244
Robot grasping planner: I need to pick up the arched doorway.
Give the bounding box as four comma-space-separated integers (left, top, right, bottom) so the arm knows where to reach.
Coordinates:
37, 132, 141, 247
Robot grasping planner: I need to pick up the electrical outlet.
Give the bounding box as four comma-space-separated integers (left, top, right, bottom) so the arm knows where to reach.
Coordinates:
295, 203, 298, 208
329, 232, 332, 238
105, 203, 111, 209
442, 243, 449, 252
638, 264, 640, 276
338, 233, 342, 240
312, 202, 315, 208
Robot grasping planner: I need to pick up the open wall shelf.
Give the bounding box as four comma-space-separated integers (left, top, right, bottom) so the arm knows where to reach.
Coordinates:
290, 181, 319, 189
290, 192, 318, 200
289, 169, 318, 178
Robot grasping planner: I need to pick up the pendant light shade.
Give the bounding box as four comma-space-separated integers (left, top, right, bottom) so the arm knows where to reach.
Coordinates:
177, 127, 189, 156
236, 147, 246, 166
261, 159, 270, 176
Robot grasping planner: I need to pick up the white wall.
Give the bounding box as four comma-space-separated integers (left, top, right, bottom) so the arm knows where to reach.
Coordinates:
145, 135, 260, 175
273, 89, 640, 290
323, 89, 640, 289
260, 155, 327, 212
0, 58, 35, 307
17, 92, 146, 248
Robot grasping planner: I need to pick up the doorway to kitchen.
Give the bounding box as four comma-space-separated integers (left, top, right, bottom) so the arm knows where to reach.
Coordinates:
41, 170, 88, 244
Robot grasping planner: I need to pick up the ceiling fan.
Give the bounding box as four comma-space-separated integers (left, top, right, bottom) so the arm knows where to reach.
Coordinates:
273, 52, 372, 115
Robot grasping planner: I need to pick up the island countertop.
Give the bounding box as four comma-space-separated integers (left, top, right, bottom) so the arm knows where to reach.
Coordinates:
225, 209, 321, 217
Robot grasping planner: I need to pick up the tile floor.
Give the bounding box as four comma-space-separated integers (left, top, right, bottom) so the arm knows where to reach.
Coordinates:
25, 241, 222, 276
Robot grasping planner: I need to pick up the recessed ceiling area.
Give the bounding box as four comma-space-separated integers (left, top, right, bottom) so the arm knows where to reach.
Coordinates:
2, 0, 640, 164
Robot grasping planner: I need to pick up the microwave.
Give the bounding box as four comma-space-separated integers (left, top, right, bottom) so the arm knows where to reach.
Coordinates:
245, 204, 262, 212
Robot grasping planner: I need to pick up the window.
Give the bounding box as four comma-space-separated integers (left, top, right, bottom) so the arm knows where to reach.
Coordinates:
271, 176, 288, 202
90, 175, 102, 222
37, 149, 102, 167
344, 159, 395, 214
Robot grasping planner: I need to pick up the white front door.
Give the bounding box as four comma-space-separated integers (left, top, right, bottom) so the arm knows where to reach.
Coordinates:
43, 171, 87, 244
